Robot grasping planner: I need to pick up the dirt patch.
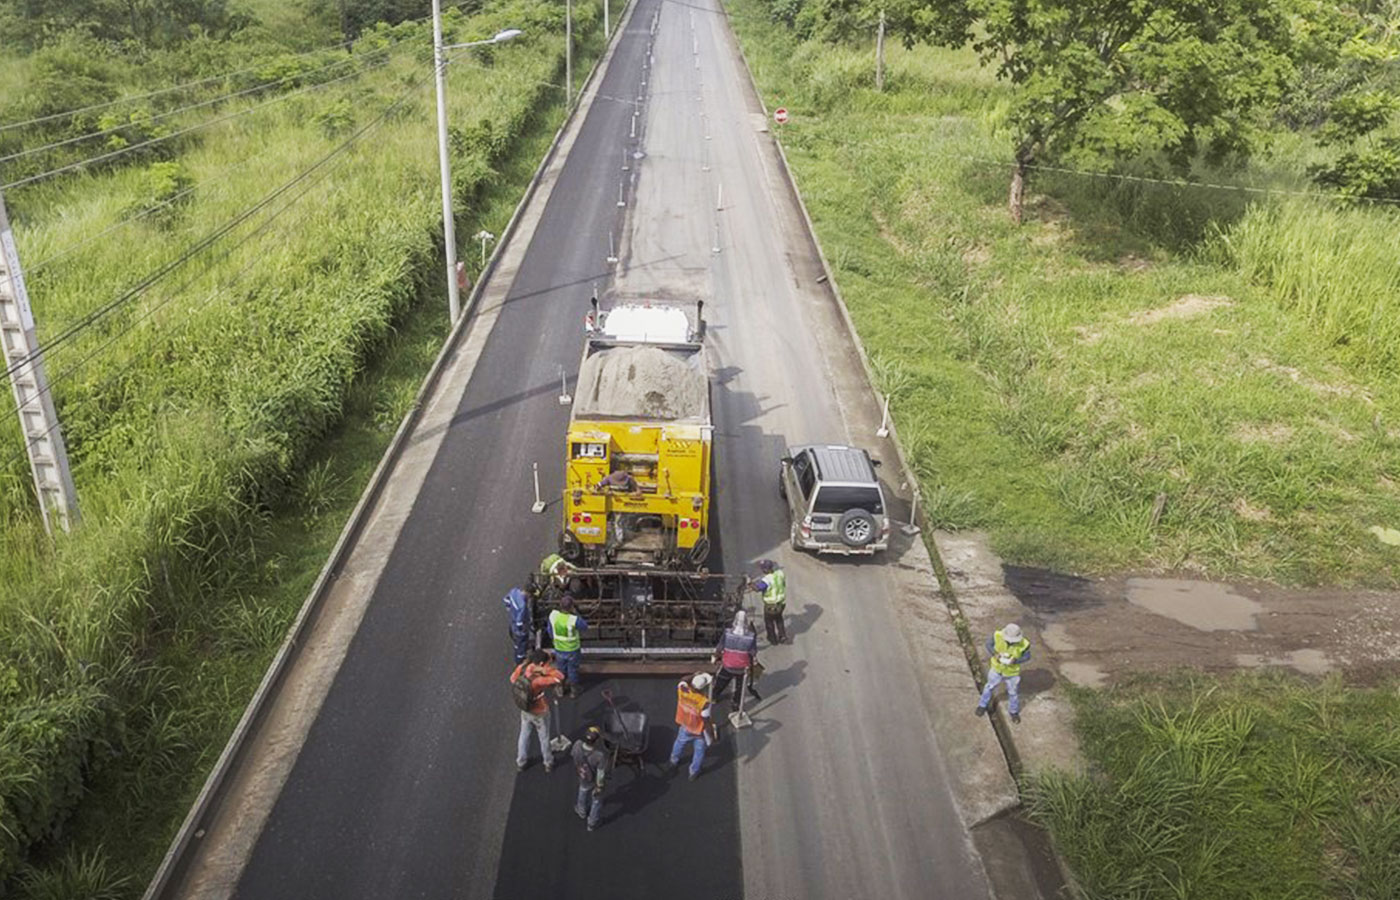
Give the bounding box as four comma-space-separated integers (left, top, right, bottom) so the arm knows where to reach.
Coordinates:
1125, 577, 1263, 631
1231, 422, 1294, 444
1125, 293, 1231, 327
1253, 357, 1373, 405
1231, 497, 1273, 521
1119, 254, 1152, 273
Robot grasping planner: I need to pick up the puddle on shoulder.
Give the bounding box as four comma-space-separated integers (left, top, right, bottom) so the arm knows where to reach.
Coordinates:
1125, 577, 1262, 631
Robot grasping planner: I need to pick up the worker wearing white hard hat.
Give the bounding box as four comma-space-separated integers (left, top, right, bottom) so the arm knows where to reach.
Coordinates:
975, 622, 1032, 723
669, 673, 715, 780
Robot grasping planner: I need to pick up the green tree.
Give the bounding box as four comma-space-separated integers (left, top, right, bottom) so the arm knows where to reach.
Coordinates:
1306, 1, 1400, 201
898, 0, 1297, 222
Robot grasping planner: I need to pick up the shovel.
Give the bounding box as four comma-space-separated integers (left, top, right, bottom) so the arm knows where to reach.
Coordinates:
548, 693, 571, 753
728, 668, 753, 730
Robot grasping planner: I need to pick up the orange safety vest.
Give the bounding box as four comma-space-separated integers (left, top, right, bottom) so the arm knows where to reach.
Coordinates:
675, 684, 710, 735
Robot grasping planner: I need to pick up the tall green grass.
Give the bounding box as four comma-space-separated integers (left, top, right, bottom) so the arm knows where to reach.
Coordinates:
0, 0, 602, 886
726, 0, 1400, 585
1028, 674, 1400, 900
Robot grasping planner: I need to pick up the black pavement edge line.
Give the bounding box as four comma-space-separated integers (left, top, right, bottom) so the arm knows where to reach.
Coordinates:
718, 2, 1081, 893
141, 9, 635, 898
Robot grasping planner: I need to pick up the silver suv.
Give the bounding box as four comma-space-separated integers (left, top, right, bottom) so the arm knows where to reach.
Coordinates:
779, 444, 889, 554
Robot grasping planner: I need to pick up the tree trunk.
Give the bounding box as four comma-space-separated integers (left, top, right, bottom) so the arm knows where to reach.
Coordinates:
1009, 158, 1027, 224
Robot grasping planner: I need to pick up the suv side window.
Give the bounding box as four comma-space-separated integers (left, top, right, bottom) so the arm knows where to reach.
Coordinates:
794, 451, 816, 500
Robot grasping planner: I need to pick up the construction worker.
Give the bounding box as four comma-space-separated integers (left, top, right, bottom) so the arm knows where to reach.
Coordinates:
668, 672, 714, 780
975, 622, 1032, 724
749, 558, 787, 644
571, 725, 610, 831
540, 552, 574, 590
503, 587, 532, 663
511, 649, 564, 772
710, 609, 761, 706
595, 469, 641, 493
548, 593, 587, 696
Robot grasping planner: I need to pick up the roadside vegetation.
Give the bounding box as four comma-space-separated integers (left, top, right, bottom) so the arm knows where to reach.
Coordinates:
726, 0, 1400, 586
0, 0, 605, 893
1028, 673, 1400, 900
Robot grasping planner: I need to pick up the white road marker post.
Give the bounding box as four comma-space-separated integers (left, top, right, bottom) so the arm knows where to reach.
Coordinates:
712, 221, 720, 255
876, 394, 891, 437
631, 112, 637, 139
558, 364, 572, 405
531, 462, 547, 514
902, 489, 923, 536
607, 230, 618, 265
618, 181, 626, 208
474, 229, 495, 269
622, 147, 630, 171
716, 183, 723, 211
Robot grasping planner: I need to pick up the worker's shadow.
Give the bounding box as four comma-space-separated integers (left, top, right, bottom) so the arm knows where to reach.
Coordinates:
781, 603, 823, 641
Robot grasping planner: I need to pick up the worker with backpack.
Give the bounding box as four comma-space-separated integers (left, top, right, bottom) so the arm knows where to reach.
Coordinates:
511, 649, 565, 772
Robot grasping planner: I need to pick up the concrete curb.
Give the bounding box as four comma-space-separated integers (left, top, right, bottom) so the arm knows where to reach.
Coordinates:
141, 10, 634, 898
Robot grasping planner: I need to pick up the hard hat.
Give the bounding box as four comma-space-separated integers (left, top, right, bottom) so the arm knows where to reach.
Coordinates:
732, 609, 748, 633
583, 725, 602, 743
1002, 623, 1023, 643
691, 672, 712, 690
757, 558, 775, 573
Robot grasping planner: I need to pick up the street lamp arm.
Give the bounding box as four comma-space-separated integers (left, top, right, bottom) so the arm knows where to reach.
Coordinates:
442, 28, 523, 51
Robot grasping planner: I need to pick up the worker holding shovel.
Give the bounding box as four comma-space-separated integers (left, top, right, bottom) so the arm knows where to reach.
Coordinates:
711, 610, 761, 728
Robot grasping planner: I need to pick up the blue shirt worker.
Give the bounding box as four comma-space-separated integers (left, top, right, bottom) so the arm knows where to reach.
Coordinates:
710, 610, 761, 706
548, 594, 588, 697
974, 623, 1032, 724
749, 558, 788, 644
503, 587, 532, 664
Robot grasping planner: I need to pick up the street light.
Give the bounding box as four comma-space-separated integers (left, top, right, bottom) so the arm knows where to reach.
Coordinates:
431, 1, 522, 321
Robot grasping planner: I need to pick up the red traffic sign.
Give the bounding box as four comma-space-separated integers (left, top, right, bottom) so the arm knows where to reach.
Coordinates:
774, 107, 789, 125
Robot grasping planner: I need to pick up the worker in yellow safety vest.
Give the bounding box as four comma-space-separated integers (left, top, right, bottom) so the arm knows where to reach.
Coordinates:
749, 558, 788, 644
974, 623, 1031, 724
547, 594, 588, 697
540, 552, 574, 589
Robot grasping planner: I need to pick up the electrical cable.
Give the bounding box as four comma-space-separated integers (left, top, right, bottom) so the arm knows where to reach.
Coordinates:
2, 66, 432, 384
2, 69, 426, 470
0, 11, 436, 135
0, 46, 393, 166
27, 138, 287, 274
0, 49, 417, 192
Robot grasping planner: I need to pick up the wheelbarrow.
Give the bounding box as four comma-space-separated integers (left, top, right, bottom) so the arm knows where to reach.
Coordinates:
602, 688, 649, 773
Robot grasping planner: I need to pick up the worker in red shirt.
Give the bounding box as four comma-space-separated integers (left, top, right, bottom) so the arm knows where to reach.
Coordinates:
511, 649, 565, 772
668, 672, 714, 780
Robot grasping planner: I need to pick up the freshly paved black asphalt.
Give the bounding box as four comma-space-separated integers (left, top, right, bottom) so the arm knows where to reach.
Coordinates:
233, 2, 743, 896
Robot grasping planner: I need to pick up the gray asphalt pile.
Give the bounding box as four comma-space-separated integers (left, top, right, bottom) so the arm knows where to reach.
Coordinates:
574, 345, 707, 421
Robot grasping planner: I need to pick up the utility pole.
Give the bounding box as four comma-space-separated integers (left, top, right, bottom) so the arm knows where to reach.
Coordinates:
876, 10, 886, 92
431, 0, 463, 322
604, 0, 609, 39
566, 0, 574, 104
0, 191, 80, 534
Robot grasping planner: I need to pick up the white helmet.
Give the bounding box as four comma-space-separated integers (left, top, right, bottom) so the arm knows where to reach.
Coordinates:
691, 672, 712, 690
1002, 623, 1023, 643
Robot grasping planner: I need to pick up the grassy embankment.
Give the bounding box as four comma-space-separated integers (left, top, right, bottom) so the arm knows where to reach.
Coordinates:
0, 1, 605, 894
726, 0, 1400, 588
1031, 675, 1400, 899
724, 1, 1400, 897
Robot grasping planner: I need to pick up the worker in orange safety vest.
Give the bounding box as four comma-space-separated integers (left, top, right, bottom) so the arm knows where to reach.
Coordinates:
667, 672, 714, 780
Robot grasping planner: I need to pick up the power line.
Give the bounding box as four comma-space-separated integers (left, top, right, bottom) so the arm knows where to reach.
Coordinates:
3, 65, 433, 385
1, 69, 427, 470
1, 50, 415, 192
27, 139, 287, 274
0, 47, 391, 166
0, 12, 436, 136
